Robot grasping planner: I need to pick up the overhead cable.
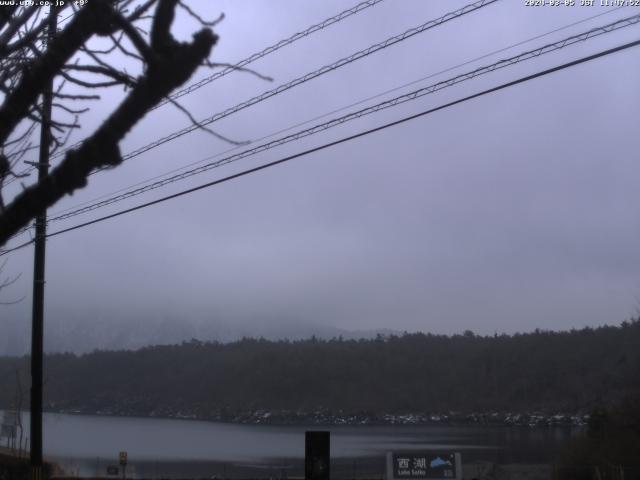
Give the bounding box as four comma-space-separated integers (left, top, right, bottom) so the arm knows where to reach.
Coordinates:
44, 12, 640, 225
121, 0, 498, 161
41, 0, 387, 166
2, 35, 636, 257
41, 38, 640, 241
155, 0, 387, 109
46, 5, 630, 219
66, 0, 497, 170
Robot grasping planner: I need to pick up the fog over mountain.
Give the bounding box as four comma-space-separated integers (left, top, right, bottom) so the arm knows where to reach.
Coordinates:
1, 309, 401, 356
2, 1, 640, 357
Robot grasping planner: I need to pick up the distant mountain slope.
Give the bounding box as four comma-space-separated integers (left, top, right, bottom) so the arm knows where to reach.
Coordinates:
0, 312, 401, 355
1, 321, 639, 416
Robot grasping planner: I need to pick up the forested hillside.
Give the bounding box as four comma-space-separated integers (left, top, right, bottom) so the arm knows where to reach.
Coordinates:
1, 321, 639, 420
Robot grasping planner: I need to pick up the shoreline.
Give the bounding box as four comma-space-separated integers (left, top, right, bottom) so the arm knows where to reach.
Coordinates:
14, 408, 589, 428
47, 457, 556, 480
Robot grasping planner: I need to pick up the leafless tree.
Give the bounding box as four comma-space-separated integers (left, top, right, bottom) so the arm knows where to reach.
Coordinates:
0, 0, 226, 247
14, 369, 25, 458
0, 257, 22, 304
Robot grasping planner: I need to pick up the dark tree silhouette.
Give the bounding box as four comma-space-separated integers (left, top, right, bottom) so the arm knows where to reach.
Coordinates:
2, 321, 639, 417
0, 0, 222, 247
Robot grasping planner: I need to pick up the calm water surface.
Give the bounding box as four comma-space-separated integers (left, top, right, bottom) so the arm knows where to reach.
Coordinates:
3, 411, 582, 477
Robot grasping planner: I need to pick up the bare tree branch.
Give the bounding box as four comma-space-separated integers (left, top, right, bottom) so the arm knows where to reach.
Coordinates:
0, 5, 39, 53
0, 258, 24, 304
0, 0, 218, 245
0, 0, 118, 144
177, 2, 224, 28
167, 97, 248, 146
61, 65, 137, 88
0, 6, 61, 57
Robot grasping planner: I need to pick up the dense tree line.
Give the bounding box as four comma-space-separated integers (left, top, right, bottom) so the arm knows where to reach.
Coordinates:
1, 321, 639, 418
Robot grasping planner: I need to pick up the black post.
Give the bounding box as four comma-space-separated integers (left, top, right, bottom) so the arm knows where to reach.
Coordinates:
305, 431, 330, 480
30, 8, 56, 480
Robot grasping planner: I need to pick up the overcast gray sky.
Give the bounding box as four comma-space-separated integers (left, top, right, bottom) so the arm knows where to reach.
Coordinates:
2, 0, 640, 354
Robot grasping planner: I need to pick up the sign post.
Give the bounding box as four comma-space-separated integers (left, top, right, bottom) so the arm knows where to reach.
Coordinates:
386, 452, 462, 480
119, 451, 127, 480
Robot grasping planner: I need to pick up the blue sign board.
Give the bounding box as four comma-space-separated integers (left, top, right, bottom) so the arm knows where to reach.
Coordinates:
386, 452, 462, 480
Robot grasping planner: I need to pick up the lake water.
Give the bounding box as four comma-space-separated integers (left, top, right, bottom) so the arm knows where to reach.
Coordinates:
2, 411, 582, 478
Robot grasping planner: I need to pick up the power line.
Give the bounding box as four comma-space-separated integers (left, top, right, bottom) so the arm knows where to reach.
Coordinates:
4, 8, 637, 246
46, 4, 629, 220
43, 12, 640, 225
2, 35, 636, 255
47, 4, 629, 219
122, 0, 497, 159
154, 0, 387, 109
5, 0, 495, 188
3, 0, 388, 187
1, 238, 34, 256
90, 0, 499, 168
42, 0, 387, 165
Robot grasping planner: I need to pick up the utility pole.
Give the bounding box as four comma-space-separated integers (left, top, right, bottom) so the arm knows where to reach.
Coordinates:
30, 8, 56, 480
